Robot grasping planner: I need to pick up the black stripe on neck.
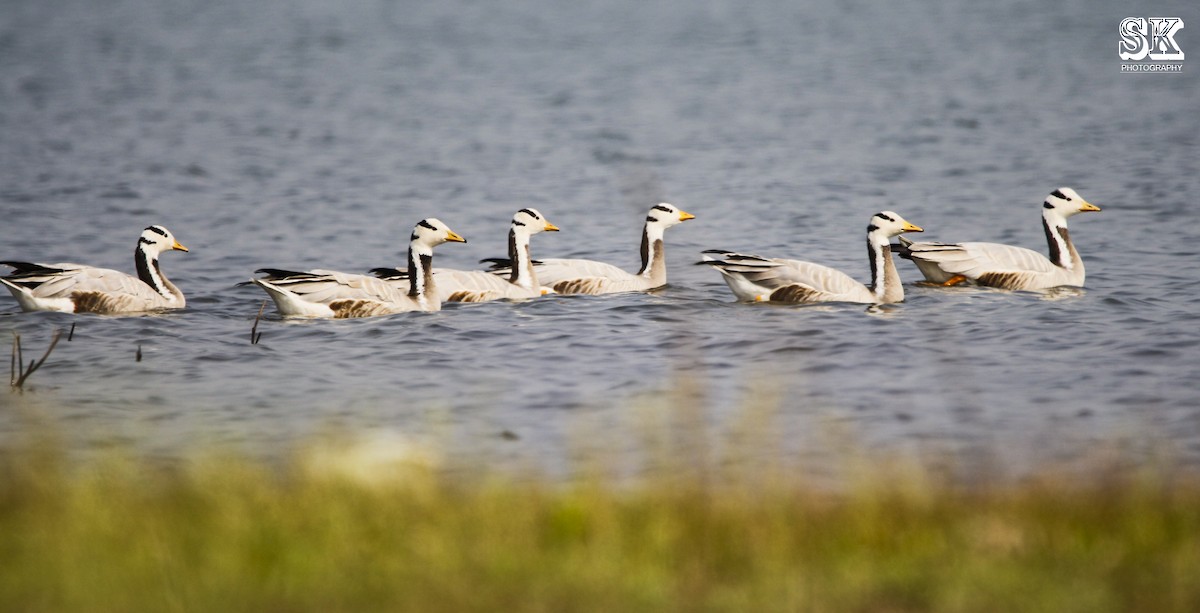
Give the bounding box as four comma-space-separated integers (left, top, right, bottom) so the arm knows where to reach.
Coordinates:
867, 238, 881, 291
507, 228, 521, 283
134, 246, 166, 295
638, 224, 651, 275
1042, 217, 1065, 267
408, 251, 434, 297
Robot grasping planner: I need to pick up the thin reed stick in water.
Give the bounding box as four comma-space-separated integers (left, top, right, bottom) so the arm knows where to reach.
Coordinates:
11, 329, 62, 390
251, 301, 265, 345
9, 332, 18, 388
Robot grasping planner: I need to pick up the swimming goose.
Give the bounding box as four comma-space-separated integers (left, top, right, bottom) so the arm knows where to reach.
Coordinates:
895, 188, 1100, 290
701, 212, 923, 304
251, 218, 466, 318
370, 208, 560, 303
1, 225, 189, 314
487, 203, 695, 295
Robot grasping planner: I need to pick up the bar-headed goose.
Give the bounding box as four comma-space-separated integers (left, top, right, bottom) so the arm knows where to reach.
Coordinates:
896, 188, 1100, 290
488, 203, 695, 295
370, 208, 559, 303
1, 225, 189, 314
701, 212, 923, 304
251, 218, 466, 318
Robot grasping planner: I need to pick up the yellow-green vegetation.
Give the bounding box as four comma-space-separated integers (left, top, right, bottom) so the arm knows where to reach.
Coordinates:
1, 428, 1198, 613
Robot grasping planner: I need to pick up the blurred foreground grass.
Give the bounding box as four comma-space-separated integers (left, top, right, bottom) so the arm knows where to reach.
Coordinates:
1, 430, 1198, 613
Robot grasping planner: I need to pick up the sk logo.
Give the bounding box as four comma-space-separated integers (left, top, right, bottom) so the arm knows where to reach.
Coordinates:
1119, 17, 1184, 61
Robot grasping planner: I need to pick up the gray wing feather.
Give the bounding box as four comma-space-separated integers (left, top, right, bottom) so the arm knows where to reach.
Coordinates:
702, 251, 873, 303
258, 269, 408, 305
432, 269, 537, 301
17, 264, 162, 301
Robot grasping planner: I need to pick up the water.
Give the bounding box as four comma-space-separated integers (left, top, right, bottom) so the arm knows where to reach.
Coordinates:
2, 0, 1198, 474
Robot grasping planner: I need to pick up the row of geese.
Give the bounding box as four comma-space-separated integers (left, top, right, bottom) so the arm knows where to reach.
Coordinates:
0, 188, 1101, 317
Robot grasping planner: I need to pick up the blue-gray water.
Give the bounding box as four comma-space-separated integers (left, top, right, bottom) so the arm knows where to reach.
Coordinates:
2, 0, 1198, 474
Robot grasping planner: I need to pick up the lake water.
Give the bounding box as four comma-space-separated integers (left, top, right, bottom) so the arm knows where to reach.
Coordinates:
2, 0, 1198, 477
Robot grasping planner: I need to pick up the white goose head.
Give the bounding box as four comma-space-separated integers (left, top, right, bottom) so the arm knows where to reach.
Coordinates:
1043, 188, 1101, 224
410, 218, 467, 252
645, 202, 696, 231
138, 225, 189, 256
512, 208, 560, 236
867, 211, 923, 247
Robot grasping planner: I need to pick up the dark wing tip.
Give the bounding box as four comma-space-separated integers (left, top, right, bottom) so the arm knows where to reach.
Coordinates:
254, 268, 312, 279
368, 267, 408, 279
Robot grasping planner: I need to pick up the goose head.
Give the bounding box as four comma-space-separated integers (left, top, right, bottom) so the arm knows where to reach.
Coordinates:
512, 208, 560, 236
1043, 188, 1100, 224
867, 211, 923, 247
645, 202, 696, 230
138, 225, 189, 256
410, 218, 467, 252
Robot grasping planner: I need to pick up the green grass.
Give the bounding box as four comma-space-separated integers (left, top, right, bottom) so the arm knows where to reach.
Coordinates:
1, 427, 1198, 613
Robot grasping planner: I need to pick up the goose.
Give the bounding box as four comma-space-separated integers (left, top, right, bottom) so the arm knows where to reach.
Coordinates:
701, 212, 923, 304
369, 208, 560, 303
1, 225, 189, 314
251, 218, 466, 318
487, 203, 695, 295
895, 188, 1100, 290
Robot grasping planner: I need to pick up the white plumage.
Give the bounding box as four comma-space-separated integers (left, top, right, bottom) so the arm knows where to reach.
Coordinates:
494, 203, 695, 296
1, 225, 189, 314
251, 218, 466, 318
897, 188, 1100, 290
702, 211, 923, 304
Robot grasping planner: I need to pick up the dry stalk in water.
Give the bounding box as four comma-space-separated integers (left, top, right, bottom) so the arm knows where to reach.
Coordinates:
251, 301, 265, 345
10, 329, 62, 391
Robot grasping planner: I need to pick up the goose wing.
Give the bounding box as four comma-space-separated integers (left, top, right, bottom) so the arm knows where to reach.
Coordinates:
902, 241, 1058, 276
701, 251, 873, 303
254, 268, 406, 304
530, 259, 634, 285
525, 258, 655, 295
2, 261, 160, 300
433, 269, 536, 302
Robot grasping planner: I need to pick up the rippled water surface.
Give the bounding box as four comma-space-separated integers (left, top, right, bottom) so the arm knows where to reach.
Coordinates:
2, 0, 1198, 472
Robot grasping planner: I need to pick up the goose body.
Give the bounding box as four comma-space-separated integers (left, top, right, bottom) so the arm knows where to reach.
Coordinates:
1, 225, 189, 314
897, 188, 1100, 290
252, 219, 466, 318
702, 212, 923, 304
488, 203, 694, 296
371, 209, 560, 303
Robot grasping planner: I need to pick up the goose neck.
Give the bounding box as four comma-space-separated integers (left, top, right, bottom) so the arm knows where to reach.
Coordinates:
637, 222, 667, 283
1042, 214, 1075, 270
134, 243, 180, 303
507, 228, 537, 289
407, 242, 436, 304
867, 236, 903, 303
